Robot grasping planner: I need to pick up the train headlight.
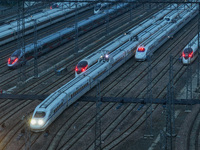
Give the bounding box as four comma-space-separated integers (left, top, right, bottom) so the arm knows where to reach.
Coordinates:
38, 119, 44, 126
105, 54, 109, 59
30, 119, 36, 125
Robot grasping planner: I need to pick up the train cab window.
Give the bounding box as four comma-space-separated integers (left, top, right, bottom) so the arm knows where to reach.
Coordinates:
11, 49, 21, 57
34, 111, 46, 118
77, 61, 88, 68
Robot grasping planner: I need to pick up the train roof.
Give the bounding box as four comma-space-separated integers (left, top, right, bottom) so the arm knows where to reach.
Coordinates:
39, 75, 86, 109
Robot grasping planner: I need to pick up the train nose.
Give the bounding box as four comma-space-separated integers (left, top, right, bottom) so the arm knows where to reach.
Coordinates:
135, 52, 146, 61
75, 67, 82, 74
77, 69, 82, 74
8, 57, 19, 65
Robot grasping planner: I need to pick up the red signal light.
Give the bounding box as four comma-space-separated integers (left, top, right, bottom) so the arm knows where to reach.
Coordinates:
138, 47, 145, 52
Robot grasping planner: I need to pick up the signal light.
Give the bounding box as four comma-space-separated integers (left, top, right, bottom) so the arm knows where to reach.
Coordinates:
75, 66, 78, 72
189, 51, 193, 58
8, 58, 11, 64
182, 52, 185, 58
81, 65, 88, 72
138, 47, 145, 52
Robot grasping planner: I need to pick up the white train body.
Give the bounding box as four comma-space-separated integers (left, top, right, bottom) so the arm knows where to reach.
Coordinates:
75, 6, 174, 76
163, 5, 184, 22
30, 4, 198, 132
75, 51, 101, 76
8, 2, 131, 68
135, 5, 198, 61
0, 2, 90, 46
182, 35, 198, 64
30, 74, 90, 131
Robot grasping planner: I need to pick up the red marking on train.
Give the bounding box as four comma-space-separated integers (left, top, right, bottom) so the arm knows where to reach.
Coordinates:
138, 47, 145, 52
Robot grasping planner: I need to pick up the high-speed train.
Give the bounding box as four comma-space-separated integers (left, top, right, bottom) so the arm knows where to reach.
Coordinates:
182, 34, 198, 64
135, 5, 198, 61
75, 5, 183, 76
30, 28, 138, 132
8, 2, 134, 68
94, 3, 108, 14
29, 4, 196, 132
163, 5, 184, 22
75, 51, 101, 76
0, 2, 90, 46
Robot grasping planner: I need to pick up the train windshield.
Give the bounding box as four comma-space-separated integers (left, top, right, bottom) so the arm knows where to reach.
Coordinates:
11, 49, 21, 57
183, 48, 193, 54
34, 111, 46, 118
77, 61, 88, 68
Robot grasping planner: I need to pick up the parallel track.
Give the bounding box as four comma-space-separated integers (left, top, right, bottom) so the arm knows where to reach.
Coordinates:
0, 4, 160, 150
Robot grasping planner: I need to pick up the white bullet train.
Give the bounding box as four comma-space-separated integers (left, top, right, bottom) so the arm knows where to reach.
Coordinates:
135, 4, 198, 61
94, 3, 107, 14
0, 2, 90, 46
30, 31, 138, 132
30, 4, 192, 132
8, 2, 132, 68
182, 34, 198, 64
75, 6, 178, 76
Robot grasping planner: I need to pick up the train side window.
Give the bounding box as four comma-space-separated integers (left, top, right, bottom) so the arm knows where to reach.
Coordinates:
34, 111, 46, 118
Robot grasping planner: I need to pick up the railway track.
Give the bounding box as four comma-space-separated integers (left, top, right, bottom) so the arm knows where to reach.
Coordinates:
0, 2, 47, 25
0, 4, 156, 89
0, 7, 94, 75
40, 11, 199, 150
0, 3, 143, 87
188, 107, 200, 150
0, 4, 161, 150
0, 4, 198, 149
175, 104, 200, 150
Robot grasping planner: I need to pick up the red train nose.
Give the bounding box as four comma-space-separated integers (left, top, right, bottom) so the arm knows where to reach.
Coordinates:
8, 57, 18, 64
